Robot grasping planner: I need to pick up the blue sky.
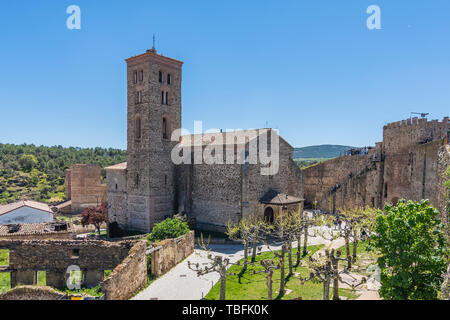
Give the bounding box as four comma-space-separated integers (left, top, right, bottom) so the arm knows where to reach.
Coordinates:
0, 1, 449, 149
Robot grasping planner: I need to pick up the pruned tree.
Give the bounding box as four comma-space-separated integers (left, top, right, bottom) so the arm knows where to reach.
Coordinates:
187, 234, 240, 300
270, 209, 303, 281
253, 259, 281, 300
227, 215, 269, 271
339, 206, 378, 264
299, 248, 365, 300
81, 203, 107, 235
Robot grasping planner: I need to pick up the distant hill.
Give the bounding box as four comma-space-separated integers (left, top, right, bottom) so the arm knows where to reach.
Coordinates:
293, 145, 355, 160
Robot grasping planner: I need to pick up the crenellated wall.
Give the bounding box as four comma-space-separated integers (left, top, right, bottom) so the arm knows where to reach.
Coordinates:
303, 117, 449, 212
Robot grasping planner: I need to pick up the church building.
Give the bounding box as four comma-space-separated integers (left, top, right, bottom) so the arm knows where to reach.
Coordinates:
105, 48, 303, 233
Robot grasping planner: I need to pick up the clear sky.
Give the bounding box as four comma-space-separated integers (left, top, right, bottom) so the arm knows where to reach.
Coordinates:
0, 1, 448, 149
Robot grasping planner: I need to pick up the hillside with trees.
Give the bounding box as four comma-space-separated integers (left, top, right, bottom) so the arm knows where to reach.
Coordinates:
0, 143, 126, 205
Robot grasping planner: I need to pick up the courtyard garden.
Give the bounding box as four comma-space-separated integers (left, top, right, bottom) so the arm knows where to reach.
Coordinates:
204, 244, 359, 300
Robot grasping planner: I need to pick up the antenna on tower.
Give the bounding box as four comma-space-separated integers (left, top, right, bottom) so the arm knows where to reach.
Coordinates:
152, 34, 156, 50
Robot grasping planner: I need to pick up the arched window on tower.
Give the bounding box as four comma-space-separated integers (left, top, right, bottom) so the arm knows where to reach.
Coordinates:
135, 114, 141, 140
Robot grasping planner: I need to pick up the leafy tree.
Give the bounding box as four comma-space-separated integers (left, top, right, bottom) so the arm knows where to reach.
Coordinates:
81, 203, 108, 235
147, 218, 190, 243
373, 200, 449, 300
18, 154, 38, 172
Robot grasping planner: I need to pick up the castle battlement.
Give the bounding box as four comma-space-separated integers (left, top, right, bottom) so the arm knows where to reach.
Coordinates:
384, 116, 449, 130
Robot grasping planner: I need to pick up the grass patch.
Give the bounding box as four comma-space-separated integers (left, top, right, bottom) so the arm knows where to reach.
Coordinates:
204, 245, 358, 300
89, 230, 108, 236
0, 249, 9, 266
59, 285, 104, 297
337, 240, 371, 257
0, 273, 10, 293
37, 271, 46, 286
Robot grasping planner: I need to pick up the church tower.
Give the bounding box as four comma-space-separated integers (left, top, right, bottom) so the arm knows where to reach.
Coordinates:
125, 48, 183, 232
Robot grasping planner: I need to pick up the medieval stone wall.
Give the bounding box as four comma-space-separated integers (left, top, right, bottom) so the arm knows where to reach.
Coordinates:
437, 145, 450, 236
303, 154, 374, 210
303, 117, 449, 212
66, 164, 107, 212
0, 240, 135, 289
106, 168, 129, 229
150, 231, 194, 277
101, 240, 147, 300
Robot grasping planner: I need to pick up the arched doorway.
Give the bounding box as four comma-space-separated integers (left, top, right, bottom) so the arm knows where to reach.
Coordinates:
264, 207, 274, 224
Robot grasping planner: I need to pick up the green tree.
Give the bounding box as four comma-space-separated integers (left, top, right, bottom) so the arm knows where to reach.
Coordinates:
147, 218, 190, 242
18, 154, 38, 172
373, 199, 449, 300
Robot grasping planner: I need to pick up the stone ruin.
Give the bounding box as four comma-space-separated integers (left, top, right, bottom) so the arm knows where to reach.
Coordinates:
0, 239, 147, 300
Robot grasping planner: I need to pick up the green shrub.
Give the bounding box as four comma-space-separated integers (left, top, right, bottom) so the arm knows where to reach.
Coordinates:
146, 218, 190, 243
373, 199, 449, 300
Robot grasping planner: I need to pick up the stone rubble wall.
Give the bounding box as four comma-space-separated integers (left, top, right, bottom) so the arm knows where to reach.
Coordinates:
0, 240, 135, 289
151, 231, 194, 277
437, 144, 450, 236
101, 240, 147, 300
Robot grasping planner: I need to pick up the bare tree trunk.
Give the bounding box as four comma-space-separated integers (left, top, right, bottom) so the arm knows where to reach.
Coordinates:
345, 235, 351, 269
279, 244, 286, 295
267, 271, 273, 300
323, 277, 330, 300
302, 225, 308, 256
296, 232, 302, 266
288, 241, 293, 277
251, 241, 257, 262
331, 254, 340, 300
352, 238, 358, 263
243, 240, 249, 271
219, 271, 226, 300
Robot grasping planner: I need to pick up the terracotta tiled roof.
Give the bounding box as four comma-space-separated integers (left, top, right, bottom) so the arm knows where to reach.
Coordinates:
0, 200, 53, 216
105, 162, 128, 171
260, 189, 304, 205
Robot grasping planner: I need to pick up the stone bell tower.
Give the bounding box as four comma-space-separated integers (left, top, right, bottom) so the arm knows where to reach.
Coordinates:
125, 48, 183, 232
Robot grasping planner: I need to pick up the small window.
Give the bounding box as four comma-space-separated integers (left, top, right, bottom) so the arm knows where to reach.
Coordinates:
165, 92, 169, 105
161, 91, 164, 104
163, 117, 168, 140
72, 249, 80, 258
135, 115, 141, 140
139, 70, 144, 82
165, 174, 167, 186
135, 174, 140, 187
133, 71, 138, 84
115, 184, 118, 190
136, 91, 142, 104
167, 74, 171, 85
159, 71, 163, 83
